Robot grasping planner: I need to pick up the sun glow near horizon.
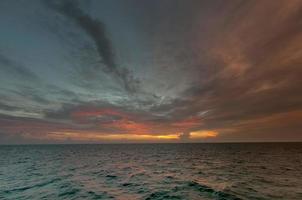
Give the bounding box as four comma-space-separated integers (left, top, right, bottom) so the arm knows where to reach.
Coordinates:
34, 130, 219, 142
190, 130, 219, 139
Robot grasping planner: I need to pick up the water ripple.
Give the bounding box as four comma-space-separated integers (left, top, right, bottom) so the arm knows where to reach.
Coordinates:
1, 143, 302, 200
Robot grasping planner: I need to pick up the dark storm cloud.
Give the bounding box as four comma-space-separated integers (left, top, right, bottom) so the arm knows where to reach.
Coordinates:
45, 0, 139, 93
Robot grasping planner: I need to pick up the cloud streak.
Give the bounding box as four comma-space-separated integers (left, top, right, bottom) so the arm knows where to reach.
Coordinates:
46, 0, 139, 93
0, 53, 39, 81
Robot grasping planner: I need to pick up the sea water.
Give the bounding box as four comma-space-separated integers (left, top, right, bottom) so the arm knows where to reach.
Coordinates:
1, 143, 302, 200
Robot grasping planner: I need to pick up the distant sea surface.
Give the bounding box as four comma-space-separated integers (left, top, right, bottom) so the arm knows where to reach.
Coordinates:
1, 143, 302, 200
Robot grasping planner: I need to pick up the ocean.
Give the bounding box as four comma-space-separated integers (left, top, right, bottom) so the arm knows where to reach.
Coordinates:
0, 143, 301, 200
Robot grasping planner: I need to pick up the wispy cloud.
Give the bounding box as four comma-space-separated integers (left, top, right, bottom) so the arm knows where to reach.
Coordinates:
0, 53, 39, 81
45, 0, 140, 93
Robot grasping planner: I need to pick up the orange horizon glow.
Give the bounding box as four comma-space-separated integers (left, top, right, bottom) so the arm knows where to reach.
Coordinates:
190, 130, 218, 139
26, 129, 219, 142
45, 131, 181, 141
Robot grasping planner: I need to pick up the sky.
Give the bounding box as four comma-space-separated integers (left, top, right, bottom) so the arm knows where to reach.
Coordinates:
0, 0, 302, 144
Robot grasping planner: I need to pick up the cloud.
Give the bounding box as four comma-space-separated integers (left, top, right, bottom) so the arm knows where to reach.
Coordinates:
1, 0, 302, 143
179, 131, 190, 141
0, 102, 20, 111
0, 53, 39, 81
45, 0, 140, 93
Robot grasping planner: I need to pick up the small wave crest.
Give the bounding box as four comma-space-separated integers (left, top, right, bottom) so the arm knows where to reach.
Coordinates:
145, 191, 182, 200
3, 178, 62, 194
143, 181, 241, 200
186, 181, 241, 200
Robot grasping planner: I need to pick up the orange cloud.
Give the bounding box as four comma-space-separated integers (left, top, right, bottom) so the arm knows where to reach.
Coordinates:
190, 130, 218, 139
102, 119, 151, 133
172, 117, 202, 129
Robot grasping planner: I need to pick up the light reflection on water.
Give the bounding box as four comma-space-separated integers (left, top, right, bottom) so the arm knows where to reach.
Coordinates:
1, 143, 302, 200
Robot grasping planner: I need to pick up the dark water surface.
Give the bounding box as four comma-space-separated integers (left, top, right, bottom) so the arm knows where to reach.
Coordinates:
1, 143, 302, 200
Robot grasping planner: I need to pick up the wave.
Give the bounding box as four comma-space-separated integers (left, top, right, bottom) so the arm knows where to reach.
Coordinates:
143, 181, 241, 200
186, 181, 241, 200
58, 188, 80, 197
3, 178, 62, 194
145, 191, 182, 200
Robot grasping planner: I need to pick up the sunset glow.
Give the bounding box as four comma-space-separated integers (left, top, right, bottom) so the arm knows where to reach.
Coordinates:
1, 0, 302, 144
190, 131, 218, 139
45, 132, 180, 142
1, 1, 302, 200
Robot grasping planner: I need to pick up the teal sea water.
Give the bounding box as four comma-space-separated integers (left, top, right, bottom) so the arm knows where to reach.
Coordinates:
1, 143, 302, 200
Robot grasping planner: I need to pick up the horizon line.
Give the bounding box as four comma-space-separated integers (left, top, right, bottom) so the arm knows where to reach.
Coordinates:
1, 141, 302, 145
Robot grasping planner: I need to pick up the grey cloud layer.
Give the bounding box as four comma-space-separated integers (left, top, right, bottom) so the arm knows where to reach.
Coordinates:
0, 0, 302, 143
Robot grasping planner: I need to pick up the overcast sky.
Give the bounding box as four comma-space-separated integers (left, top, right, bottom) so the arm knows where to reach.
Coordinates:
1, 0, 302, 143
